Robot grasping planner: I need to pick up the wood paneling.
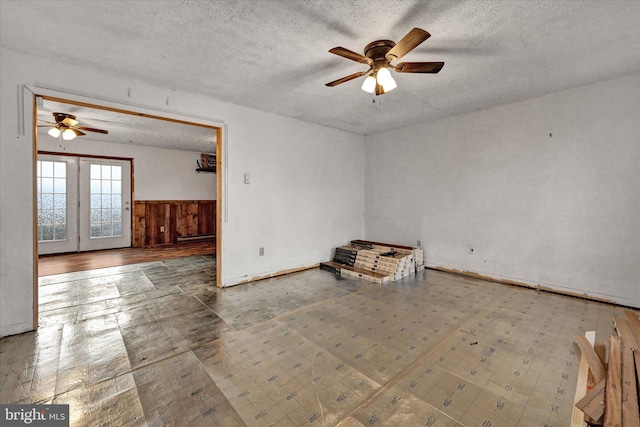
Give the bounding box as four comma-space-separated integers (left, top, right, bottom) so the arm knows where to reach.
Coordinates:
133, 200, 216, 247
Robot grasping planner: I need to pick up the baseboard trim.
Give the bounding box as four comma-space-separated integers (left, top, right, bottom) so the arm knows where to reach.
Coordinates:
429, 265, 616, 305
225, 263, 320, 287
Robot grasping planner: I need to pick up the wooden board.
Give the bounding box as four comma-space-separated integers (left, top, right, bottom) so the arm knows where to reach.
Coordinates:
635, 351, 640, 393
624, 310, 640, 407
595, 341, 607, 366
605, 335, 622, 427
613, 318, 640, 427
576, 380, 606, 421
572, 330, 596, 427
575, 335, 607, 383
624, 310, 640, 346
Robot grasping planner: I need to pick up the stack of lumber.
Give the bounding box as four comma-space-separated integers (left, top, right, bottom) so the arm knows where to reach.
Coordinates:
351, 239, 425, 272
320, 239, 424, 284
320, 260, 390, 283
572, 309, 640, 427
353, 248, 414, 281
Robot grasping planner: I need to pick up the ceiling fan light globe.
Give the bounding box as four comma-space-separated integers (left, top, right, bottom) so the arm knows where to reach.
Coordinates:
382, 75, 397, 92
48, 127, 61, 138
377, 67, 393, 86
361, 75, 376, 93
62, 128, 77, 140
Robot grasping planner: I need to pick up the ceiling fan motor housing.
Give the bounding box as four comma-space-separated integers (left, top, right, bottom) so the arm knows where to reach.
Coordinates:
53, 112, 76, 124
364, 40, 396, 63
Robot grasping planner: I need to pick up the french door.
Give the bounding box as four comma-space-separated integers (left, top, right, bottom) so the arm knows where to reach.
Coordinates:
37, 154, 131, 255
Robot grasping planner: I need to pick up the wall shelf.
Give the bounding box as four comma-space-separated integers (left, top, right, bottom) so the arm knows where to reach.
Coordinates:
196, 158, 215, 173
196, 167, 216, 173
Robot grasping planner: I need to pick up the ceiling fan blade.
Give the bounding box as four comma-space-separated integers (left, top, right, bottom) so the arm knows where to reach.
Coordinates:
61, 117, 79, 127
325, 71, 368, 87
74, 129, 86, 137
329, 47, 372, 64
76, 126, 109, 134
385, 28, 431, 62
395, 62, 444, 73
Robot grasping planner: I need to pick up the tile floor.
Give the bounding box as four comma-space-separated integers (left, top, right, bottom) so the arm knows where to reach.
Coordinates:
0, 255, 635, 426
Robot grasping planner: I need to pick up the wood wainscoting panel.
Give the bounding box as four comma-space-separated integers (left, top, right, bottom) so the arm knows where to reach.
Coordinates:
198, 201, 216, 236
133, 200, 216, 247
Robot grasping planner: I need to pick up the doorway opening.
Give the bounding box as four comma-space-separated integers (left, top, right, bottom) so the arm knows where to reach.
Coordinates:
31, 91, 224, 330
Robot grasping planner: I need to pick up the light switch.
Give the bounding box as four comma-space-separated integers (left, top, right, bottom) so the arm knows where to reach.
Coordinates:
244, 173, 251, 184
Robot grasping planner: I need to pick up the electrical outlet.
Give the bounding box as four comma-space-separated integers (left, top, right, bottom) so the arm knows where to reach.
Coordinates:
160, 226, 165, 232
259, 247, 264, 256
469, 245, 476, 254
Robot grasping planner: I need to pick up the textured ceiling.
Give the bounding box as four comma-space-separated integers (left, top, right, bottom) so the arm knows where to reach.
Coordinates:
2, 0, 639, 142
36, 99, 217, 152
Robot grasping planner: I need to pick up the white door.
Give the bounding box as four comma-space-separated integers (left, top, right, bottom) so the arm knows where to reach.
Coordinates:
37, 155, 79, 255
79, 159, 132, 252
37, 156, 132, 254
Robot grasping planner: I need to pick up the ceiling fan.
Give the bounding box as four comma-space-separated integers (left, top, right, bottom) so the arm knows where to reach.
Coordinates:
325, 27, 444, 95
39, 112, 109, 141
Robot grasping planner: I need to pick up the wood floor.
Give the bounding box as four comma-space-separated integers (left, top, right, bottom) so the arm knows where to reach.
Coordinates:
37, 241, 215, 276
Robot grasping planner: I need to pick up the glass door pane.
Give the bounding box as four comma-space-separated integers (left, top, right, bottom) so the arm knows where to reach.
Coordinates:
37, 155, 78, 255
89, 164, 123, 239
79, 159, 131, 252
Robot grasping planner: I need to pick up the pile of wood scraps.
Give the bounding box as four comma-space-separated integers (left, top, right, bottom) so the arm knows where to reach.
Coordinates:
572, 309, 640, 426
320, 239, 424, 284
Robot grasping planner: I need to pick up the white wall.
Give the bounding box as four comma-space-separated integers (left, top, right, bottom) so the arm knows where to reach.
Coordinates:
38, 138, 216, 201
0, 47, 365, 337
365, 73, 640, 308
222, 111, 365, 285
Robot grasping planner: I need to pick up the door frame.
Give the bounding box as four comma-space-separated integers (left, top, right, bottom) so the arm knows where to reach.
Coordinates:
28, 86, 226, 330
